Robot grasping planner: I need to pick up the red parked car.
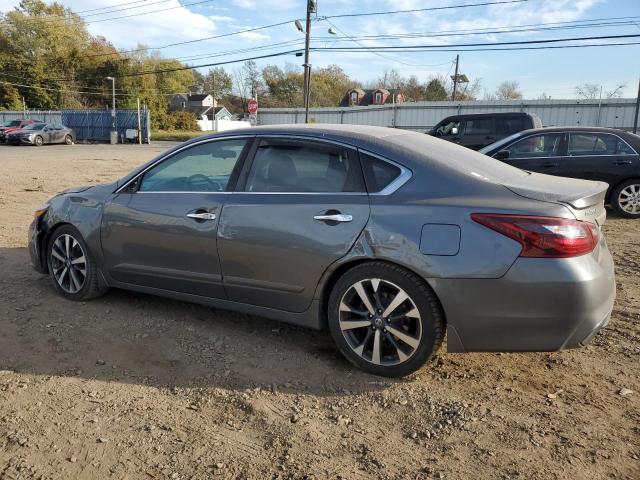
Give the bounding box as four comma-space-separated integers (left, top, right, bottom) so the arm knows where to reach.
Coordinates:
0, 119, 44, 143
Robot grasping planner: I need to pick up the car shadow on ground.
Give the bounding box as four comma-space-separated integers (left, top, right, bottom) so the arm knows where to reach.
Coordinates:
0, 248, 401, 395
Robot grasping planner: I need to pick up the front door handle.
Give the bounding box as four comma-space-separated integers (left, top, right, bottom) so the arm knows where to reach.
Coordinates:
187, 212, 216, 220
313, 214, 352, 223
614, 159, 633, 165
540, 162, 556, 168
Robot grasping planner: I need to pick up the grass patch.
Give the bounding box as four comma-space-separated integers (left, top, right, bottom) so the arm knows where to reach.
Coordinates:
151, 130, 208, 142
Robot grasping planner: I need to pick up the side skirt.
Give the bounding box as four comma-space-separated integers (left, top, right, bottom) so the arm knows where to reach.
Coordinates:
106, 280, 324, 330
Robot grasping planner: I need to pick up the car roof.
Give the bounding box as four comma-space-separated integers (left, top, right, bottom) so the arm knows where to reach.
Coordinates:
518, 126, 632, 134
441, 112, 534, 119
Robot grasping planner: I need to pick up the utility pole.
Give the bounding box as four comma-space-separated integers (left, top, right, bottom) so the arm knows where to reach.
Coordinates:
451, 55, 459, 102
633, 76, 640, 134
302, 0, 315, 123
137, 97, 142, 145
105, 76, 116, 144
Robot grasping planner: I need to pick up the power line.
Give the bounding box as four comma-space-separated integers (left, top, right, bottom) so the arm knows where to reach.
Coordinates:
313, 18, 640, 42
322, 0, 529, 19
323, 19, 452, 68
0, 79, 182, 97
38, 0, 218, 25
83, 19, 297, 58
313, 41, 640, 53
310, 33, 640, 51
116, 39, 639, 78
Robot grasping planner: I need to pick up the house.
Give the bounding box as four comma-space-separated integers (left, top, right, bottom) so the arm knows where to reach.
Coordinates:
196, 106, 234, 131
340, 88, 405, 107
169, 93, 215, 117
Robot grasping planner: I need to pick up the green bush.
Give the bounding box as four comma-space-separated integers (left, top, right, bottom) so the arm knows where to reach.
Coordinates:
151, 110, 200, 131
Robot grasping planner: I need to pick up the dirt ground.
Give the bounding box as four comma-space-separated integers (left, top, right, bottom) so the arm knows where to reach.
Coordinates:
0, 142, 638, 480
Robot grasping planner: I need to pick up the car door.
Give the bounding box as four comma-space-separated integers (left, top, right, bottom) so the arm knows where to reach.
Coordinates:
217, 137, 370, 313
557, 132, 640, 185
461, 117, 496, 150
100, 137, 252, 297
497, 132, 566, 173
51, 125, 65, 143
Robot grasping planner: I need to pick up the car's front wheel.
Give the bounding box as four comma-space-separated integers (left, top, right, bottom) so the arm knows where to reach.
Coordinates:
46, 225, 107, 301
612, 179, 640, 218
328, 262, 444, 377
34, 135, 44, 146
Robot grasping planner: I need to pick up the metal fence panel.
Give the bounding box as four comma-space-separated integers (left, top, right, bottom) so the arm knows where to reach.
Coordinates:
0, 109, 151, 142
258, 98, 639, 131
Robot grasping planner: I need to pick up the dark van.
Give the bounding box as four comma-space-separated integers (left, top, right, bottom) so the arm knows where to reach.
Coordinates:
428, 112, 542, 150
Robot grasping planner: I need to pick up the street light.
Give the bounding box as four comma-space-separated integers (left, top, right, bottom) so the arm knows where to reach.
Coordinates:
105, 76, 116, 143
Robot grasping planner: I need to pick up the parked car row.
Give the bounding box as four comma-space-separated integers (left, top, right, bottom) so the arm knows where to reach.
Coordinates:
0, 119, 75, 145
428, 112, 640, 218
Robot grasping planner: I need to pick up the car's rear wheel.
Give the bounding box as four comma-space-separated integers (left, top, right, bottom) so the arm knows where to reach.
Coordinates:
46, 225, 107, 301
612, 179, 640, 218
34, 135, 44, 146
64, 134, 73, 145
328, 262, 444, 377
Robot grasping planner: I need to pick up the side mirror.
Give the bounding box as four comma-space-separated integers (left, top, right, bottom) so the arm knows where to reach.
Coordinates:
494, 150, 510, 160
451, 127, 459, 136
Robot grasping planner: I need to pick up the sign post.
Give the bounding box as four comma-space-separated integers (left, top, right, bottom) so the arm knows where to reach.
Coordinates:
247, 98, 258, 127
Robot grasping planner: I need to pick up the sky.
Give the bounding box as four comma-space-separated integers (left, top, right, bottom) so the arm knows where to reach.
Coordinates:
2, 0, 639, 98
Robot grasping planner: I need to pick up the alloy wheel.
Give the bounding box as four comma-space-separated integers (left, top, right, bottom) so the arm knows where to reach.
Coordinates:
338, 278, 422, 366
618, 183, 640, 215
50, 234, 87, 294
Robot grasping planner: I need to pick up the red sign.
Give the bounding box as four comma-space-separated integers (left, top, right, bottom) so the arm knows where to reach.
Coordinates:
247, 98, 258, 114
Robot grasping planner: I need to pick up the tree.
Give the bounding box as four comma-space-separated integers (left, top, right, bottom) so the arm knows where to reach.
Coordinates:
495, 81, 523, 100
575, 83, 601, 100
203, 67, 233, 100
424, 77, 448, 101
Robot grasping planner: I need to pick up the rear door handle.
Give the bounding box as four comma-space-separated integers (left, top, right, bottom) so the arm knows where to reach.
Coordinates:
541, 162, 556, 168
313, 214, 352, 223
614, 159, 633, 165
187, 212, 216, 220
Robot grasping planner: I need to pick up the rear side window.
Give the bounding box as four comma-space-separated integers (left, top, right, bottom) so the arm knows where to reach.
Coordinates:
464, 118, 494, 135
568, 133, 637, 156
245, 141, 365, 193
495, 117, 525, 135
360, 153, 403, 193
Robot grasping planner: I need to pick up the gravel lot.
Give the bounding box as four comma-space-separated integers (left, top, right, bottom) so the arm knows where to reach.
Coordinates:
0, 142, 638, 479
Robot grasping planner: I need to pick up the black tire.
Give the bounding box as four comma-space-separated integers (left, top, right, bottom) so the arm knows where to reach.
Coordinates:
46, 224, 107, 301
327, 262, 445, 377
64, 134, 73, 145
34, 135, 44, 146
611, 179, 640, 218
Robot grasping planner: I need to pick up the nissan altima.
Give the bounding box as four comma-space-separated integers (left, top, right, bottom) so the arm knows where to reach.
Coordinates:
28, 125, 615, 377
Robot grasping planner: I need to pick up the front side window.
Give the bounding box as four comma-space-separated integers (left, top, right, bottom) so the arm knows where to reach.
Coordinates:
245, 141, 365, 193
434, 120, 460, 137
464, 118, 494, 135
568, 133, 636, 156
139, 139, 248, 192
502, 133, 564, 159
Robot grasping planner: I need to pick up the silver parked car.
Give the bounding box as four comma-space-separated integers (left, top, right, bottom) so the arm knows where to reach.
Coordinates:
6, 123, 75, 146
28, 125, 615, 377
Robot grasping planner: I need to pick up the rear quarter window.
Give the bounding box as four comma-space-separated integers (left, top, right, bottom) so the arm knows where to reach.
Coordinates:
360, 153, 403, 193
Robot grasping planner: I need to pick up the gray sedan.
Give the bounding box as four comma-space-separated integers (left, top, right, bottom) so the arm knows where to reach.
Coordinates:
28, 125, 615, 377
6, 123, 75, 146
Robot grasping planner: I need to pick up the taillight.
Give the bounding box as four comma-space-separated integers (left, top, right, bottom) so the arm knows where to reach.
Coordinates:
471, 213, 599, 258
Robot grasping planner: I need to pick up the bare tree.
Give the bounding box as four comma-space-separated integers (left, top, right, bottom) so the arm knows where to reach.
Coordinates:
495, 81, 523, 100
605, 83, 626, 99
575, 83, 601, 99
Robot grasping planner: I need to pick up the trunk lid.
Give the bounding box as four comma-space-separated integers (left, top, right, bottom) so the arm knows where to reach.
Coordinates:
502, 171, 608, 226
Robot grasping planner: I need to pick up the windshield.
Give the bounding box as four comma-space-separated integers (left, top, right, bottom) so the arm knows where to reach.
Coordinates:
479, 131, 526, 154
22, 123, 46, 131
